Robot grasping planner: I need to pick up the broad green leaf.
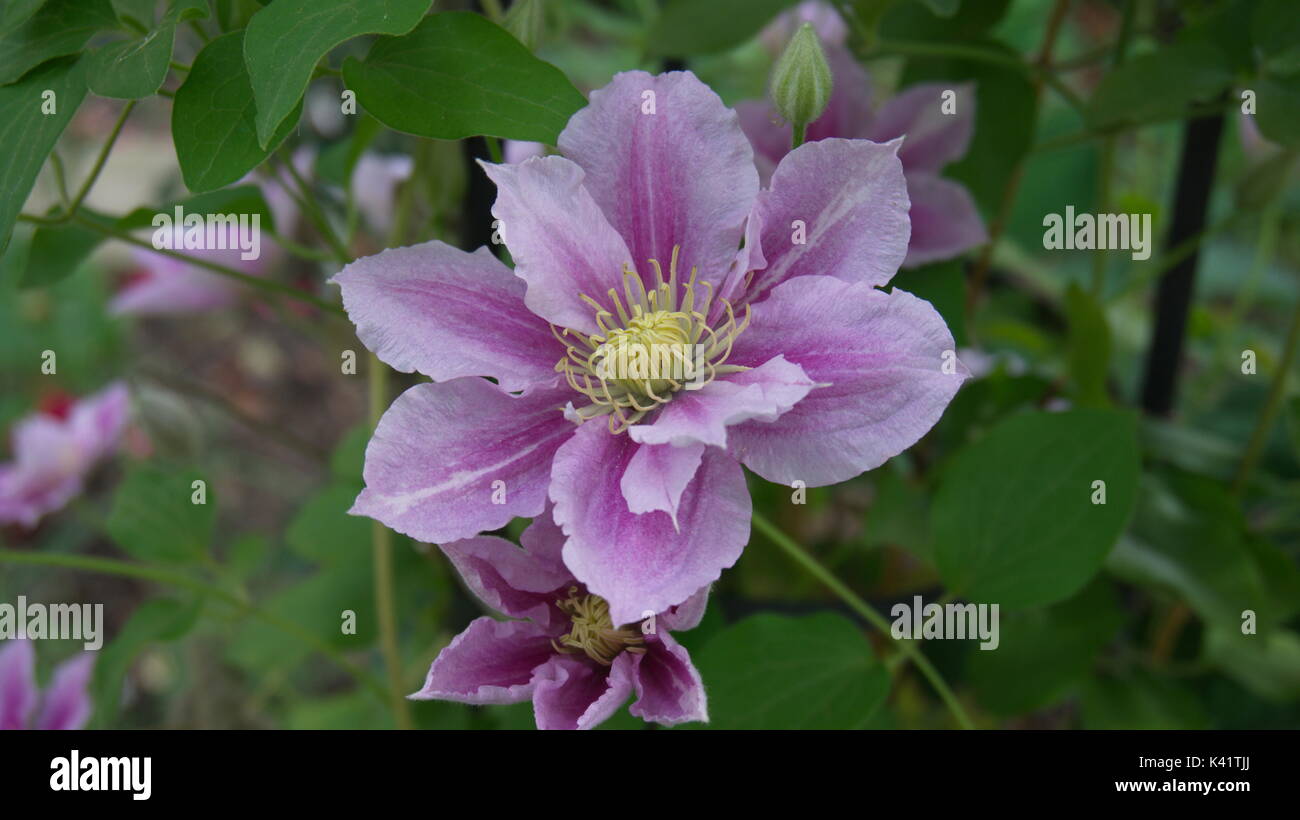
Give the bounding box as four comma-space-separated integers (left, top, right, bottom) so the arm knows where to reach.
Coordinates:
1251, 0, 1300, 74
0, 56, 88, 250
87, 22, 175, 99
0, 0, 48, 34
244, 0, 432, 147
0, 0, 116, 85
91, 597, 203, 727
328, 422, 370, 480
890, 259, 967, 347
916, 0, 960, 18
1086, 42, 1233, 131
1106, 471, 1277, 628
341, 12, 585, 144
1205, 627, 1300, 701
107, 464, 215, 564
1065, 282, 1111, 407
968, 580, 1123, 715
172, 30, 302, 192
1081, 669, 1208, 729
1254, 76, 1300, 147
286, 483, 370, 563
933, 408, 1140, 609
688, 613, 890, 729
646, 0, 799, 57
116, 184, 277, 232
110, 0, 156, 29
880, 0, 1009, 40
19, 220, 101, 287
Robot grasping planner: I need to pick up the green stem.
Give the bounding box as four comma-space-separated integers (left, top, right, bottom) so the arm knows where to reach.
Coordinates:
49, 150, 71, 209
1233, 294, 1300, 496
791, 123, 807, 150
280, 151, 351, 263
0, 550, 388, 701
28, 101, 135, 226
59, 212, 345, 315
369, 355, 412, 729
484, 135, 504, 164
751, 511, 975, 729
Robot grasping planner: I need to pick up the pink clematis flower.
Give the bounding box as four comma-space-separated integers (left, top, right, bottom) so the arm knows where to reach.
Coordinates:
0, 383, 129, 528
0, 639, 95, 730
740, 13, 987, 267
411, 511, 708, 730
334, 70, 967, 626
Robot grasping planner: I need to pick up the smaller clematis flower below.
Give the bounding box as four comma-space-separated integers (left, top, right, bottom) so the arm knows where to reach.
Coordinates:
0, 639, 96, 730
0, 383, 130, 529
411, 510, 708, 730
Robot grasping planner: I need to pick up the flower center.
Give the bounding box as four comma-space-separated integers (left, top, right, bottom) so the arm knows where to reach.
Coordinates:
552, 586, 647, 666
553, 246, 751, 434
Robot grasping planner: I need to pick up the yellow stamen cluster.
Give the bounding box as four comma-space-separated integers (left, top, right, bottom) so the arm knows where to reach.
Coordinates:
552, 587, 646, 666
552, 246, 751, 434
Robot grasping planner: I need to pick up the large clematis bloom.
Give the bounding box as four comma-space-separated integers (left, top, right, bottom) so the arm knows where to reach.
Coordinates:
740, 4, 987, 267
334, 70, 967, 626
0, 639, 95, 730
411, 510, 707, 729
0, 383, 129, 528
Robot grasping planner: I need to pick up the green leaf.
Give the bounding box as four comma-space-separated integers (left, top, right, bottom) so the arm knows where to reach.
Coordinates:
880, 0, 1009, 40
341, 11, 585, 144
285, 483, 370, 564
1252, 0, 1300, 73
0, 0, 49, 34
890, 259, 967, 347
1254, 76, 1300, 148
172, 29, 302, 192
933, 408, 1140, 609
968, 580, 1123, 715
86, 0, 208, 100
18, 220, 101, 288
328, 422, 370, 480
1081, 669, 1208, 729
646, 0, 799, 57
115, 184, 277, 232
1086, 42, 1233, 131
0, 56, 87, 250
91, 596, 203, 727
688, 612, 890, 729
916, 0, 960, 18
87, 25, 173, 99
0, 0, 117, 86
1106, 470, 1277, 628
1065, 282, 1111, 407
244, 0, 431, 148
1205, 628, 1300, 702
107, 464, 215, 564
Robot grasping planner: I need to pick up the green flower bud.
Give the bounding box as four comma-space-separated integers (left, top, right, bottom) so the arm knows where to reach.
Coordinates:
770, 22, 833, 138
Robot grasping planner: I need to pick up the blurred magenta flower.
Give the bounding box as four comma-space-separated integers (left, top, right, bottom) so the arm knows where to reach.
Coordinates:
0, 639, 95, 730
741, 7, 987, 267
411, 511, 707, 730
334, 70, 966, 626
0, 383, 129, 528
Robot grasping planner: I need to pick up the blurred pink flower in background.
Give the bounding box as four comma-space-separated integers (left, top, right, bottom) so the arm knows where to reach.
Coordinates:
0, 383, 129, 528
0, 639, 95, 731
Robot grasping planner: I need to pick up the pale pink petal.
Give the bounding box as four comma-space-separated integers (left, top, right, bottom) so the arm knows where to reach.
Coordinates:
481, 156, 633, 335
35, 652, 94, 731
351, 380, 575, 544
659, 585, 711, 632
557, 71, 759, 293
550, 423, 751, 626
0, 639, 38, 730
865, 81, 975, 173
68, 382, 130, 462
728, 276, 967, 485
619, 440, 705, 528
110, 249, 242, 316
627, 355, 815, 449
741, 138, 910, 308
409, 617, 554, 705
351, 153, 414, 237
332, 241, 562, 392
530, 653, 634, 731
903, 172, 987, 267
438, 534, 572, 632
628, 632, 707, 726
